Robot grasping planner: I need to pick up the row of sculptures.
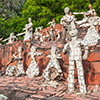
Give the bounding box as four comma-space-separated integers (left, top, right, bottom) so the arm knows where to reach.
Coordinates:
1, 4, 100, 95
0, 5, 100, 45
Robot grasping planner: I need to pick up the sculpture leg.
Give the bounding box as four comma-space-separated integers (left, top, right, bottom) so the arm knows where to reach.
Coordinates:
62, 28, 67, 44
68, 60, 75, 93
76, 60, 86, 95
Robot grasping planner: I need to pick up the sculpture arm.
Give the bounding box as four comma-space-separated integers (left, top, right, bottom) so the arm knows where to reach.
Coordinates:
13, 54, 17, 59
36, 52, 41, 56
56, 54, 62, 59
2, 38, 9, 42
63, 42, 69, 54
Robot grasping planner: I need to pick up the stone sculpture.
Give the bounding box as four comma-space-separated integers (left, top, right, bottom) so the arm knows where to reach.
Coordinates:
38, 26, 43, 31
2, 33, 18, 44
60, 7, 74, 43
6, 46, 25, 76
48, 19, 56, 41
43, 46, 63, 88
63, 29, 88, 95
74, 4, 96, 25
26, 46, 41, 78
17, 18, 33, 41
34, 28, 42, 41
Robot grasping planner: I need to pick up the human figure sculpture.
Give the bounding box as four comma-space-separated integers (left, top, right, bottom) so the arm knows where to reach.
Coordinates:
38, 26, 43, 31
34, 28, 42, 41
2, 33, 18, 44
74, 5, 96, 25
79, 14, 100, 45
6, 46, 25, 76
48, 19, 56, 41
17, 18, 33, 40
63, 29, 88, 95
48, 25, 56, 41
43, 46, 63, 88
13, 46, 25, 75
26, 46, 41, 78
60, 7, 74, 43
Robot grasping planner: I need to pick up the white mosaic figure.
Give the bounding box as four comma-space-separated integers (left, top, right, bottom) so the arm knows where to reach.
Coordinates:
38, 26, 43, 31
34, 28, 42, 41
17, 18, 33, 40
60, 7, 74, 43
5, 65, 20, 76
2, 33, 18, 44
63, 29, 88, 95
26, 46, 41, 78
48, 19, 56, 41
43, 46, 63, 81
13, 46, 25, 75
74, 5, 96, 25
80, 16, 100, 45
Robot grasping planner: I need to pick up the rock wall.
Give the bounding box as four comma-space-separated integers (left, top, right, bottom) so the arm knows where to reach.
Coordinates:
0, 24, 100, 85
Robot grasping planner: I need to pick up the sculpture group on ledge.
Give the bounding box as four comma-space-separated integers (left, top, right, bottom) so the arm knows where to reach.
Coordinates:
1, 4, 100, 96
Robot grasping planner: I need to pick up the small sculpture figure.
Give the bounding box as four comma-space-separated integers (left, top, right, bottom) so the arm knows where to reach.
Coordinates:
43, 46, 63, 88
6, 46, 25, 76
2, 33, 18, 44
60, 7, 74, 43
34, 28, 42, 41
55, 29, 61, 41
26, 46, 41, 78
17, 18, 33, 41
63, 29, 88, 95
48, 19, 56, 41
74, 5, 96, 25
38, 26, 43, 31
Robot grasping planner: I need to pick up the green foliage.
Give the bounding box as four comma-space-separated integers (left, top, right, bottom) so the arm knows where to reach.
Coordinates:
0, 0, 100, 42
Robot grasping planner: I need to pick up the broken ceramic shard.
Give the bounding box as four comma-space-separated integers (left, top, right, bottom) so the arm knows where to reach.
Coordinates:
63, 28, 88, 95
26, 46, 41, 78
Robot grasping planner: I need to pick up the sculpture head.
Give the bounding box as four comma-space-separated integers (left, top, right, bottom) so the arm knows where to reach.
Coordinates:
10, 32, 14, 36
18, 46, 22, 53
28, 18, 32, 23
31, 46, 37, 52
89, 4, 92, 10
70, 12, 72, 16
69, 29, 78, 37
64, 7, 70, 14
53, 18, 56, 23
35, 28, 38, 32
51, 45, 58, 54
